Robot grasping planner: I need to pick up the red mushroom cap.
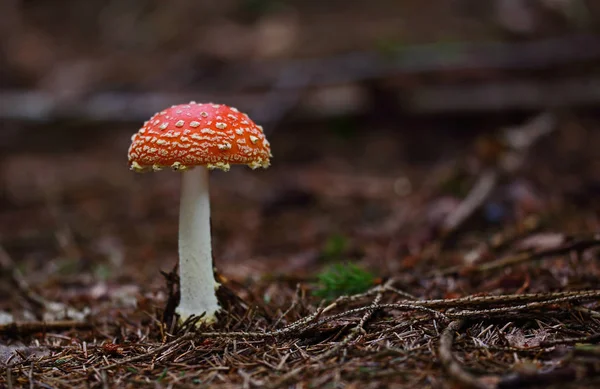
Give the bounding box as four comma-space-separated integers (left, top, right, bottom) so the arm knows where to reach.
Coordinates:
128, 102, 271, 172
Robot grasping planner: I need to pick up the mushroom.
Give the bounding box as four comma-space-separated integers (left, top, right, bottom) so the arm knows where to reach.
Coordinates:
128, 102, 271, 324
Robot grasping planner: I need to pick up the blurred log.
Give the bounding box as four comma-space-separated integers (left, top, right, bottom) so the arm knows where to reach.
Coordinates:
406, 77, 600, 113
223, 34, 600, 88
2, 77, 600, 126
0, 87, 370, 124
2, 35, 600, 125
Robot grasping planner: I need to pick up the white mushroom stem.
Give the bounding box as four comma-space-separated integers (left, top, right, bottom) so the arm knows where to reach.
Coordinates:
176, 167, 220, 324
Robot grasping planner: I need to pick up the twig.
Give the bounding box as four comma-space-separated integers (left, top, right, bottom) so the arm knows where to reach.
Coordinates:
382, 284, 417, 300
439, 320, 495, 389
502, 112, 556, 151
299, 303, 446, 334
0, 320, 91, 335
28, 363, 33, 389
398, 290, 600, 309
574, 306, 600, 319
271, 284, 301, 330
441, 168, 498, 235
540, 333, 600, 348
448, 294, 600, 319
318, 283, 387, 359
6, 367, 13, 389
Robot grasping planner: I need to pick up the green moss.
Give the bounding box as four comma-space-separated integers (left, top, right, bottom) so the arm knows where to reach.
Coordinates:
313, 263, 375, 301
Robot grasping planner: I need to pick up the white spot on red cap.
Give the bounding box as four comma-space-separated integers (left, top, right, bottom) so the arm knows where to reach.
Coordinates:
218, 142, 232, 150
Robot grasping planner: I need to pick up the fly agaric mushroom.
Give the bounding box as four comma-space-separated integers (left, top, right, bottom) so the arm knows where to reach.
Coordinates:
128, 102, 271, 324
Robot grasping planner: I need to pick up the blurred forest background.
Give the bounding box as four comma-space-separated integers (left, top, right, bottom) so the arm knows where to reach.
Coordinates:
2, 1, 600, 388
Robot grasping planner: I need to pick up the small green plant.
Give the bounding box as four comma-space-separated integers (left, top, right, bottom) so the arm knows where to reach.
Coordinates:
156, 368, 168, 382
313, 263, 376, 301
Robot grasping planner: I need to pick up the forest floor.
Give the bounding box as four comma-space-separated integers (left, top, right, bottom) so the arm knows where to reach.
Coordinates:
2, 2, 600, 388
1, 110, 600, 388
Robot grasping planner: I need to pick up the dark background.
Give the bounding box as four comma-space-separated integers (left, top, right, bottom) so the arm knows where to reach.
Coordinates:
2, 0, 600, 302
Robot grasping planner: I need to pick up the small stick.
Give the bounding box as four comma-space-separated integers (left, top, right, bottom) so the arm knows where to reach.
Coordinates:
439, 320, 494, 389
0, 320, 91, 335
441, 169, 498, 235
447, 295, 600, 318
400, 290, 600, 309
